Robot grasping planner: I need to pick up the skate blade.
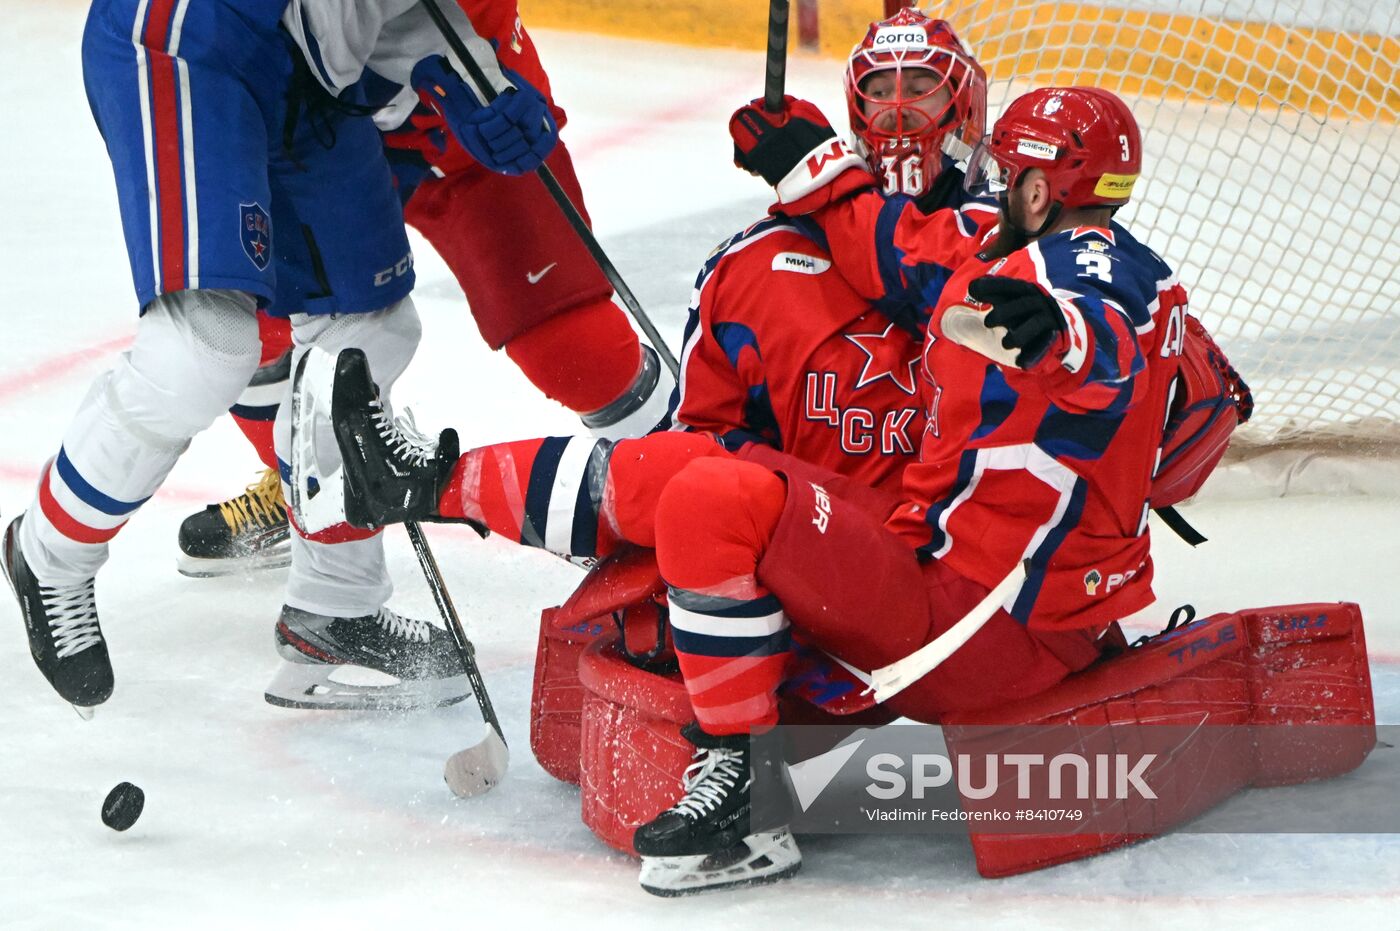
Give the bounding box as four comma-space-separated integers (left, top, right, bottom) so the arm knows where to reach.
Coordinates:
176, 546, 292, 579
72, 703, 96, 721
444, 727, 509, 798
264, 661, 470, 712
639, 830, 802, 897
288, 349, 347, 535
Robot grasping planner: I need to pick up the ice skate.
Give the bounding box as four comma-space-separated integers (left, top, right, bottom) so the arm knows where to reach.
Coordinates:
265, 604, 468, 711
634, 722, 800, 896
176, 468, 291, 577
2, 514, 113, 712
330, 347, 458, 529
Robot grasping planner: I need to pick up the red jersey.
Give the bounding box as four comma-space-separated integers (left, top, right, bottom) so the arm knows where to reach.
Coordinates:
885, 223, 1189, 632
809, 181, 1001, 329
673, 216, 926, 496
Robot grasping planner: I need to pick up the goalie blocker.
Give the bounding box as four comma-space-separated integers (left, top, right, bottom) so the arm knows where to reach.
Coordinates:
531, 562, 1374, 877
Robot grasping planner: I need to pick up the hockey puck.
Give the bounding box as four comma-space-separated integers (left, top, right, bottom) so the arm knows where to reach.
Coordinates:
101, 782, 144, 832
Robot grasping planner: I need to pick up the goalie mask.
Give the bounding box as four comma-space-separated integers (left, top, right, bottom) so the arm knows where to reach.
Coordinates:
844, 9, 987, 197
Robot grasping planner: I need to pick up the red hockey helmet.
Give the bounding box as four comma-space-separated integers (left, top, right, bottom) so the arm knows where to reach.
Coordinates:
972, 86, 1142, 211
844, 8, 987, 197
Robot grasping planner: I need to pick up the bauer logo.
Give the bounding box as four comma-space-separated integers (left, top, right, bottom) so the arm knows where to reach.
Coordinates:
810, 483, 832, 533
1094, 173, 1138, 198
872, 26, 929, 49
772, 252, 831, 275
1016, 139, 1058, 160
239, 203, 271, 271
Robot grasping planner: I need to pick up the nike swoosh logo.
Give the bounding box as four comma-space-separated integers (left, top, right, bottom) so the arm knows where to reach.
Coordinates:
526, 262, 558, 284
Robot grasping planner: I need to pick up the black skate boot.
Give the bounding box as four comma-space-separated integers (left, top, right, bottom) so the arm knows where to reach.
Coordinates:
330, 348, 459, 529
176, 468, 290, 577
265, 604, 468, 711
634, 722, 800, 896
2, 514, 113, 712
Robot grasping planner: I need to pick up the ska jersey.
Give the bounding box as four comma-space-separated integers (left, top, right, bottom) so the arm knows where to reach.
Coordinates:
282, 0, 514, 102
673, 217, 929, 497
378, 1, 567, 183
886, 223, 1190, 633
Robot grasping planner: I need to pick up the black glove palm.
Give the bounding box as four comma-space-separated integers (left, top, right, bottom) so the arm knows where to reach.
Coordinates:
966, 276, 1066, 370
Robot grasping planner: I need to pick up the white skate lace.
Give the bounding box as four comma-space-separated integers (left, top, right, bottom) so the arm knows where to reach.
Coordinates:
370, 404, 438, 469
376, 607, 430, 643
672, 747, 746, 819
39, 581, 102, 658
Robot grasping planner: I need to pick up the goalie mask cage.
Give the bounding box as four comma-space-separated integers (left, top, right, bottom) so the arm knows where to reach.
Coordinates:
869, 0, 1399, 483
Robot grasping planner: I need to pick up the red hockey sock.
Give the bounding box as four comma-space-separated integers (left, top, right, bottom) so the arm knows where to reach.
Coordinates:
438, 432, 733, 558
653, 458, 790, 735
231, 415, 278, 473
503, 297, 642, 415
231, 311, 293, 473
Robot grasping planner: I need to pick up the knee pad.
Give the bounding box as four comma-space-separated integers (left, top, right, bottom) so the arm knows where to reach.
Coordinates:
654, 458, 786, 592
110, 289, 261, 442
275, 297, 424, 459
292, 296, 422, 394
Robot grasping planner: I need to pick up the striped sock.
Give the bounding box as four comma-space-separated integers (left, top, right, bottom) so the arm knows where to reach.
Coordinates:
441, 436, 615, 558
668, 588, 791, 734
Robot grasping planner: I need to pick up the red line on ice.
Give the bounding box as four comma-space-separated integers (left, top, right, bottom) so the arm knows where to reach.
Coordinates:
0, 334, 133, 406
568, 75, 757, 164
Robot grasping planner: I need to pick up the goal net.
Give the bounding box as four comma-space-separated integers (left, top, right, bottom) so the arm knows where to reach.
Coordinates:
883, 1, 1399, 473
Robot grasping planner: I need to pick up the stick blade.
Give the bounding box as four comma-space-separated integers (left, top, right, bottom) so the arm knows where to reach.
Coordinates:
444, 728, 509, 798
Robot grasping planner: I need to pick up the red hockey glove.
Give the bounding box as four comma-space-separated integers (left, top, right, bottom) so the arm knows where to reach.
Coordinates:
967, 276, 1070, 372
729, 95, 872, 214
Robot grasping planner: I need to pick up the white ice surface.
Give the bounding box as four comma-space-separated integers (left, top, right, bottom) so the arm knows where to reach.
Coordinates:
2, 5, 1398, 928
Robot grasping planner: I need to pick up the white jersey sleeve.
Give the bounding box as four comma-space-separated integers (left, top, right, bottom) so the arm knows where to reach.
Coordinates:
281, 0, 512, 102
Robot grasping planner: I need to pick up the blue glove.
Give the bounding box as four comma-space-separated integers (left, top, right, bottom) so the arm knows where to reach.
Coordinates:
410, 55, 558, 176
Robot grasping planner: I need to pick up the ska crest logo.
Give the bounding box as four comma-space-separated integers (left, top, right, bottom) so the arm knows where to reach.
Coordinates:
239, 203, 272, 271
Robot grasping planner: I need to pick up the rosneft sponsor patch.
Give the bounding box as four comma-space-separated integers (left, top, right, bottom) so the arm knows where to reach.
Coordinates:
1015, 139, 1058, 160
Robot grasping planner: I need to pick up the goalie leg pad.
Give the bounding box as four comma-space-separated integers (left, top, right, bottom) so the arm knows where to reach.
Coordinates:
577, 633, 695, 856
943, 601, 1375, 878
530, 606, 610, 785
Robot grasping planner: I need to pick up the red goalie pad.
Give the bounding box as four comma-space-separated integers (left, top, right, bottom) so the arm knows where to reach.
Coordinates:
578, 634, 694, 855
531, 549, 672, 785
943, 602, 1375, 878
530, 607, 608, 785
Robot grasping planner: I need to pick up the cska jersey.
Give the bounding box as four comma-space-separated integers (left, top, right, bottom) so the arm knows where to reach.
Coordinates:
673, 215, 925, 497
672, 180, 997, 498
809, 178, 1001, 336
884, 222, 1190, 633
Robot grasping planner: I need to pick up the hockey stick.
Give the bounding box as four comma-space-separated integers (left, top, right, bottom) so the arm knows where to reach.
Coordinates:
765, 0, 790, 113
418, 0, 680, 378
868, 560, 1028, 703
404, 519, 510, 797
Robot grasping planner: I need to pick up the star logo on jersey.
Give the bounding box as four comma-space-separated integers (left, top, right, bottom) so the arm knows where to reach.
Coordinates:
239, 202, 272, 271
846, 324, 919, 395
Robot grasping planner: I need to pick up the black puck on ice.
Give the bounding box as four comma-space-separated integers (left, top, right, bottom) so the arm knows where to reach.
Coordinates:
101, 782, 144, 832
